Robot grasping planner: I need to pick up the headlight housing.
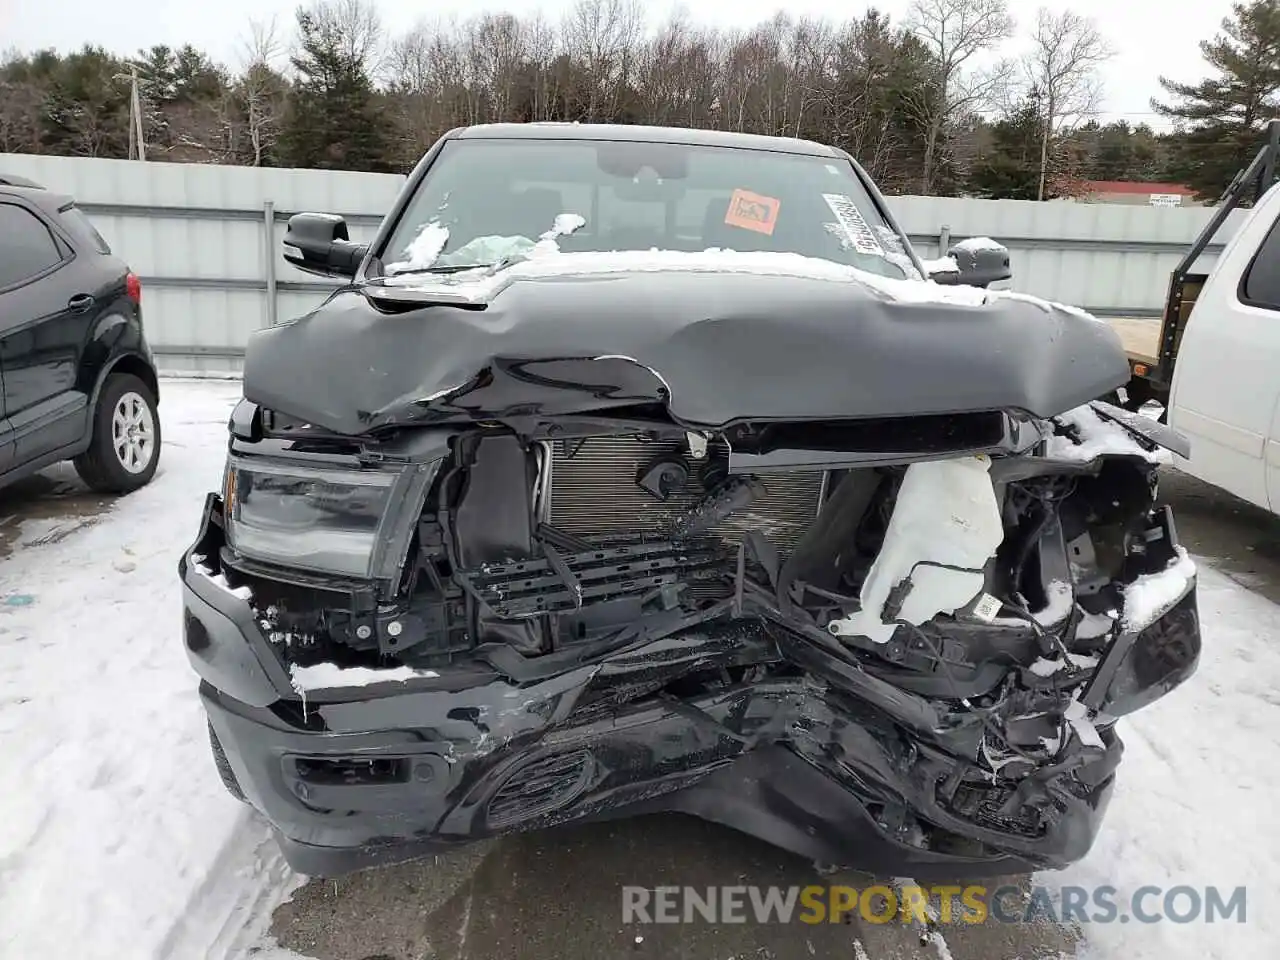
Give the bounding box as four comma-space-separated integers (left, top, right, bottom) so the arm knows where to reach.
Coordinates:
223, 458, 399, 579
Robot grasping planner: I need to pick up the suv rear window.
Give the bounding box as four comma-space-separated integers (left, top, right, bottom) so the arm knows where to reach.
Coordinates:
62, 205, 112, 254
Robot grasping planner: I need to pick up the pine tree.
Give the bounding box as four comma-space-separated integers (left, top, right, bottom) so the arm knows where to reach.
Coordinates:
279, 3, 392, 172
965, 97, 1046, 199
1153, 0, 1280, 200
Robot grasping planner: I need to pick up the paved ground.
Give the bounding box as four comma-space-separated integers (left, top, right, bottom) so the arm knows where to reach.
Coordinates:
0, 464, 112, 562
267, 818, 1076, 960
4, 461, 1276, 960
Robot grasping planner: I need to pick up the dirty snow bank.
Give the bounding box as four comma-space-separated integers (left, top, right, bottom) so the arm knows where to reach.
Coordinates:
1050, 562, 1280, 960
0, 379, 290, 960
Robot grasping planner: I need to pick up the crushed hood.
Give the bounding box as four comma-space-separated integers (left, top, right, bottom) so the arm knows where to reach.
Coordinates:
242, 252, 1131, 435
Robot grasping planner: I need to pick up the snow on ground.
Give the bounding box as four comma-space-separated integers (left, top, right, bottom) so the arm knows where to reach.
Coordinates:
1048, 559, 1280, 960
0, 380, 293, 960
0, 378, 1276, 960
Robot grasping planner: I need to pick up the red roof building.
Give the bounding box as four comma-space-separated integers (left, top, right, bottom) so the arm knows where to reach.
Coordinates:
1075, 181, 1202, 207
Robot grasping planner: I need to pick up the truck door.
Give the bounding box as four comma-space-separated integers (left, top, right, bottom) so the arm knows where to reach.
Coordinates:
1269, 397, 1280, 510
1168, 187, 1280, 511
0, 200, 96, 466
0, 361, 11, 475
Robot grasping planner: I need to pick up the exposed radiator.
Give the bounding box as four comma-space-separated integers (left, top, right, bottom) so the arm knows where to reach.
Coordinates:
545, 436, 826, 558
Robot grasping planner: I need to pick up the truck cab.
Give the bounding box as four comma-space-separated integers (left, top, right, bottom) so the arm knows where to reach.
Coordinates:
1109, 120, 1280, 513
1165, 177, 1280, 510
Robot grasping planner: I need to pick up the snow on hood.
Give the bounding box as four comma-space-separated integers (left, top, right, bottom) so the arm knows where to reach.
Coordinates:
371, 246, 1097, 312
374, 244, 1104, 324
989, 289, 1104, 324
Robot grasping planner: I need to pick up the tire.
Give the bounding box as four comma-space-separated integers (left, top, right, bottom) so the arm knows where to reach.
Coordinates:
73, 372, 162, 493
208, 721, 247, 803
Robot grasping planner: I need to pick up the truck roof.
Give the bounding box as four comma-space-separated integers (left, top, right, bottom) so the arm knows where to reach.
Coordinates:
449, 122, 843, 158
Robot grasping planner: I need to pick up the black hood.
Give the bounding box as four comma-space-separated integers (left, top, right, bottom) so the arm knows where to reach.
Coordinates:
242, 258, 1130, 435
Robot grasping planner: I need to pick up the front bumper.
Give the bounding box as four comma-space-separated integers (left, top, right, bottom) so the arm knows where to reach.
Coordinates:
202, 678, 1064, 878
182, 494, 1197, 879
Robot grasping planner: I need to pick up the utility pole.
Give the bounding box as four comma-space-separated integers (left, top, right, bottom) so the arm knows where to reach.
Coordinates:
128, 66, 146, 161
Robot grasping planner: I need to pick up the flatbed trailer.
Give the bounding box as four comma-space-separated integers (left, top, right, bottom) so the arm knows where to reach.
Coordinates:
1110, 119, 1280, 413
1104, 315, 1160, 366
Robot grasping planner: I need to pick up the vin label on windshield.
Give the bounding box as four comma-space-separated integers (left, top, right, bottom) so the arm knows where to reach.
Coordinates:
823, 194, 884, 256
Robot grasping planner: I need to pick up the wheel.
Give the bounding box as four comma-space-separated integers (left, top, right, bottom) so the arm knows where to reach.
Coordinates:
208, 721, 247, 802
73, 373, 161, 493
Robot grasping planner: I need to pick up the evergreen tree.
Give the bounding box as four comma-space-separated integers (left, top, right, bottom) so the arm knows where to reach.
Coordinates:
44, 46, 133, 158
1071, 121, 1167, 182
965, 97, 1045, 199
278, 2, 392, 172
1153, 0, 1280, 200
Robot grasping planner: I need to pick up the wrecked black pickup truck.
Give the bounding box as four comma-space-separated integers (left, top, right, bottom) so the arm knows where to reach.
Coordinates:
180, 123, 1201, 879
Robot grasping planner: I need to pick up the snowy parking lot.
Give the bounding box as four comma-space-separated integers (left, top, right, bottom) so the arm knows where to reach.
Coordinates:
0, 378, 1277, 960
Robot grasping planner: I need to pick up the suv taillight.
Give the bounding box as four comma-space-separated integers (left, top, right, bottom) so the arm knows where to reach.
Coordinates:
126, 272, 141, 304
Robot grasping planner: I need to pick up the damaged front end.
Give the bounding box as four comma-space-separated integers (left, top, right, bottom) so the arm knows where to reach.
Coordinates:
183, 379, 1200, 878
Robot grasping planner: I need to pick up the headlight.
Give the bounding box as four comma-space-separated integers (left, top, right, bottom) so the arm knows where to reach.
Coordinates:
223, 458, 399, 578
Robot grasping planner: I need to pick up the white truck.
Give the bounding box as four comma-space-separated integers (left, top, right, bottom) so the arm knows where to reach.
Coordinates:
1106, 119, 1280, 514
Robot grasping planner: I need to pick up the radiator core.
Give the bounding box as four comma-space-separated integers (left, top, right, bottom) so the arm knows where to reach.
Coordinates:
545, 436, 826, 558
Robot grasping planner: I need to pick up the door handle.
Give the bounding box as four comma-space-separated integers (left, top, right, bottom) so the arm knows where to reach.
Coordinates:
67, 294, 95, 313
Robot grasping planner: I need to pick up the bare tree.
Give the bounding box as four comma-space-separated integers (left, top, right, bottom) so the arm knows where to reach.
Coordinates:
242, 17, 285, 69
1023, 7, 1114, 200
234, 17, 287, 165
563, 0, 644, 120
905, 0, 1015, 194
786, 18, 835, 139
523, 12, 563, 122
384, 17, 481, 161
465, 14, 528, 122
294, 0, 385, 76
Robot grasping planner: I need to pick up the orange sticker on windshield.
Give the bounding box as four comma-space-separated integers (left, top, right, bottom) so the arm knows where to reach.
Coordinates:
724, 189, 781, 235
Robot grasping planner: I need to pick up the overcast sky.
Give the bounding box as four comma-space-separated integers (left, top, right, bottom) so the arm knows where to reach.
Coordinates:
0, 0, 1237, 127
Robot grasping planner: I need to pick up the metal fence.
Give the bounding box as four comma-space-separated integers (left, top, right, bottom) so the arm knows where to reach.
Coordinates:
1, 151, 1245, 374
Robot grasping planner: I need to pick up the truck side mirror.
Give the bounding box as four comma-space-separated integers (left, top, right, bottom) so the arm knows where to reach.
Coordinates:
282, 212, 370, 279
928, 238, 1013, 289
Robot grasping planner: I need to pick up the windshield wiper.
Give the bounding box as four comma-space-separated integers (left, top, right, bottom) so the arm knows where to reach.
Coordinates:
379, 262, 495, 278
375, 252, 536, 282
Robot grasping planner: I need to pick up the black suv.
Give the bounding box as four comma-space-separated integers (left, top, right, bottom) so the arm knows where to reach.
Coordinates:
0, 174, 161, 493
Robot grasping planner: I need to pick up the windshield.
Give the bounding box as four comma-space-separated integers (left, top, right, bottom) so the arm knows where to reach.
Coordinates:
376, 137, 921, 281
